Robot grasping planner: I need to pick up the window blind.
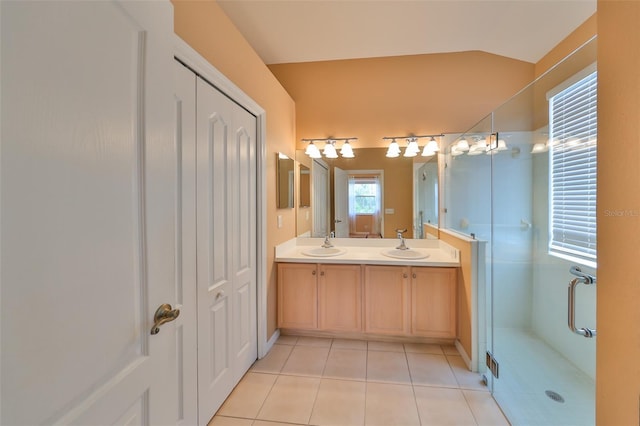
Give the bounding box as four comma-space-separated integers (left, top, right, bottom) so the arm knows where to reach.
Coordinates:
549, 70, 597, 264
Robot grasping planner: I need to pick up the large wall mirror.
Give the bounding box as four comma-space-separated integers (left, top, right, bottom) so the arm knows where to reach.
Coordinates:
294, 148, 439, 239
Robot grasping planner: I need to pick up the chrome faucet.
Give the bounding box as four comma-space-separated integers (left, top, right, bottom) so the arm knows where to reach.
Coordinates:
322, 234, 334, 248
395, 229, 409, 250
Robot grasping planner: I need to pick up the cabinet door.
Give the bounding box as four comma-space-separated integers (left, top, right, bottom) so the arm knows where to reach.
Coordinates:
411, 267, 457, 338
278, 263, 318, 329
319, 264, 362, 332
364, 265, 410, 335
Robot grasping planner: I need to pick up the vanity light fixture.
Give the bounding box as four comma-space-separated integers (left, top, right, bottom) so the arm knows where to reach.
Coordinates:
404, 138, 420, 157
302, 137, 358, 159
323, 141, 338, 158
456, 138, 470, 152
382, 134, 444, 158
386, 139, 401, 157
305, 141, 322, 158
340, 140, 355, 158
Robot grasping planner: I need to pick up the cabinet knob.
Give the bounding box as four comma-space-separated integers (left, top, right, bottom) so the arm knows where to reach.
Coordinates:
312, 270, 316, 275
320, 271, 325, 276
413, 273, 417, 279
403, 273, 408, 278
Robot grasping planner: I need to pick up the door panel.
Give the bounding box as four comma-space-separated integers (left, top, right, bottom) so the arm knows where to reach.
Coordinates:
196, 77, 257, 422
231, 112, 257, 380
174, 60, 198, 426
197, 79, 235, 421
1, 1, 176, 424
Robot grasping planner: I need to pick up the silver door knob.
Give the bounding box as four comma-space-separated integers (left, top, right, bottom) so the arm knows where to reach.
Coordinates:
150, 303, 180, 335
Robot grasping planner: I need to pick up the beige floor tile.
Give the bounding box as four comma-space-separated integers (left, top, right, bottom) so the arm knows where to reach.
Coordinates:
256, 375, 321, 424
323, 348, 367, 381
252, 421, 305, 426
463, 390, 510, 426
208, 416, 253, 426
413, 386, 477, 426
407, 352, 458, 387
309, 379, 366, 426
364, 382, 420, 426
367, 341, 405, 352
447, 355, 489, 391
275, 335, 298, 345
295, 336, 333, 347
332, 338, 367, 350
366, 350, 411, 384
251, 344, 293, 374
404, 342, 444, 355
218, 373, 277, 419
281, 345, 329, 377
442, 345, 460, 355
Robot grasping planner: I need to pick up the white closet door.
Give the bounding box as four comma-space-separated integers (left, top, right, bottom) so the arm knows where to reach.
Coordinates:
196, 77, 258, 423
173, 60, 199, 426
1, 1, 178, 424
229, 91, 258, 383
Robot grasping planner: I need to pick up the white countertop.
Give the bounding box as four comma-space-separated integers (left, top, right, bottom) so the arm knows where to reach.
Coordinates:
275, 237, 460, 267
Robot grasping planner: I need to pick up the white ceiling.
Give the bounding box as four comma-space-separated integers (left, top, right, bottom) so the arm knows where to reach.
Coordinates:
217, 0, 596, 65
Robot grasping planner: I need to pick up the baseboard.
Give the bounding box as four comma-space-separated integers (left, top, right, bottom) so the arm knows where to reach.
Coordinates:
455, 339, 474, 371
261, 329, 281, 358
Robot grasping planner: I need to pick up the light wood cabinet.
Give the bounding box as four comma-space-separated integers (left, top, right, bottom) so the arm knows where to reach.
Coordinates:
364, 265, 410, 335
410, 267, 457, 338
318, 264, 362, 332
277, 263, 318, 329
278, 262, 457, 340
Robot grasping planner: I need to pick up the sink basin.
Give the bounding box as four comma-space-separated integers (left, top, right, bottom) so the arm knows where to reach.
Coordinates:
381, 248, 430, 260
301, 247, 346, 257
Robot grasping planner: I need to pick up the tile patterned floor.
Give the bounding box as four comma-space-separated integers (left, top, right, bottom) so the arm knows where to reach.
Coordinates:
209, 336, 509, 426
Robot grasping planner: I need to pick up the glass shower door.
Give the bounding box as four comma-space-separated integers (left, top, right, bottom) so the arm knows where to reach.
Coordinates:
488, 37, 597, 425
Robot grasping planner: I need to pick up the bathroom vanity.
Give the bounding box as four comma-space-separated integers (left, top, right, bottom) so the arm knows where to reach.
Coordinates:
275, 238, 460, 342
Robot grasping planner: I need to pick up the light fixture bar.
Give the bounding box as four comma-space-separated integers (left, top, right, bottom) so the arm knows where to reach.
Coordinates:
382, 134, 444, 141
301, 137, 358, 143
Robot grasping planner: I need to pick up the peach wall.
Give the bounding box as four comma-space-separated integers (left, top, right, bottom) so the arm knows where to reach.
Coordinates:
597, 1, 640, 424
269, 52, 534, 148
535, 14, 597, 78
439, 232, 474, 359
173, 0, 296, 339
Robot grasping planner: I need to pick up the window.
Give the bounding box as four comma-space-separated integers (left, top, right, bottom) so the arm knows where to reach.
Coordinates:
548, 66, 597, 266
353, 181, 378, 214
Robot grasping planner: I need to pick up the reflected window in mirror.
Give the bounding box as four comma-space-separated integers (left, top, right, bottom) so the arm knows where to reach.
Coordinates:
276, 152, 295, 209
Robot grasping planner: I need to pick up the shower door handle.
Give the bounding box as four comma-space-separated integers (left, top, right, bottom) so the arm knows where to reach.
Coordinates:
567, 266, 596, 338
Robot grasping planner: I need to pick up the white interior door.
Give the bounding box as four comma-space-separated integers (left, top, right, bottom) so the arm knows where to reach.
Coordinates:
1, 1, 178, 424
196, 77, 258, 423
334, 167, 350, 237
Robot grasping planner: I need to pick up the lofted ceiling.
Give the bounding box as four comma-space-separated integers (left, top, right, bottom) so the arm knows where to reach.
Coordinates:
217, 0, 596, 65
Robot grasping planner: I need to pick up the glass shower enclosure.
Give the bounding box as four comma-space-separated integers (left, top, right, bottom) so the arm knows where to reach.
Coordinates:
443, 37, 597, 425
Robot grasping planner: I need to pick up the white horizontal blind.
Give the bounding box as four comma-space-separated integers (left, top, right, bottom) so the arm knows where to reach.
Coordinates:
549, 70, 597, 264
